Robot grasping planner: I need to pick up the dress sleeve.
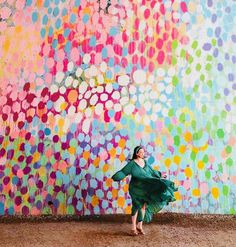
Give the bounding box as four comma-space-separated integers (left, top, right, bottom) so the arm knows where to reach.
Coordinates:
147, 161, 162, 178
111, 161, 133, 181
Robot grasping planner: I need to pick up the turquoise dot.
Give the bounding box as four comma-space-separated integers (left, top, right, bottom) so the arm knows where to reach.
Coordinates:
8, 207, 14, 215
26, 0, 32, 6
46, 100, 53, 109
122, 47, 128, 56
207, 28, 213, 37
44, 0, 50, 7
45, 128, 51, 135
65, 41, 71, 53
112, 82, 119, 90
53, 7, 60, 17
148, 156, 155, 164
109, 26, 118, 36
75, 0, 81, 7
0, 203, 4, 215
70, 123, 77, 133
54, 0, 60, 5
63, 174, 70, 184
55, 18, 61, 29
40, 28, 46, 38
114, 65, 121, 73
12, 176, 19, 185
48, 26, 53, 36
82, 14, 89, 23
78, 133, 85, 141
42, 15, 48, 25
32, 12, 38, 23
48, 7, 52, 14
102, 200, 108, 209
70, 13, 77, 23
64, 28, 70, 37
106, 133, 113, 141
106, 70, 112, 79
90, 179, 98, 188
52, 39, 58, 49
62, 8, 67, 16
89, 36, 96, 47
102, 48, 108, 58
76, 201, 83, 211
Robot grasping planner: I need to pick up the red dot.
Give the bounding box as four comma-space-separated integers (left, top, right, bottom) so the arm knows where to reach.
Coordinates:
180, 2, 188, 13
58, 34, 65, 44
2, 113, 8, 121
157, 51, 165, 64
144, 9, 150, 19
23, 82, 30, 92
133, 31, 139, 41
128, 42, 136, 54
156, 39, 163, 49
138, 41, 146, 53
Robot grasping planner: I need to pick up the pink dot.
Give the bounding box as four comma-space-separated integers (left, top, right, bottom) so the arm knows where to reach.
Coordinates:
156, 38, 163, 49
0, 7, 11, 19
121, 57, 128, 68
114, 44, 122, 56
122, 31, 128, 42
157, 51, 165, 64
144, 8, 150, 19
180, 2, 188, 13
46, 57, 55, 69
147, 47, 155, 58
138, 41, 146, 53
133, 31, 139, 41
132, 54, 138, 64
70, 47, 80, 62
140, 56, 146, 68
148, 61, 154, 72
128, 42, 136, 54
16, 0, 25, 10
45, 73, 52, 84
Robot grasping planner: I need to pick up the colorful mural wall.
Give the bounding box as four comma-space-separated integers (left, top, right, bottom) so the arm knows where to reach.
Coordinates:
0, 0, 236, 216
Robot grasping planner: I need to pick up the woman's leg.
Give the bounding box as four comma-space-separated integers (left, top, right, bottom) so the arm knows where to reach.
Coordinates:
137, 203, 146, 230
131, 211, 138, 230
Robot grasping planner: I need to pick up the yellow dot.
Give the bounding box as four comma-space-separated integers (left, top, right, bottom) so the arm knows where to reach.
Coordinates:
118, 139, 126, 148
184, 131, 192, 142
192, 188, 200, 197
165, 158, 171, 168
185, 167, 192, 178
83, 151, 90, 160
192, 147, 199, 153
68, 147, 76, 155
33, 152, 40, 162
174, 191, 182, 200
109, 148, 116, 158
60, 102, 68, 111
15, 26, 22, 33
3, 38, 10, 52
173, 155, 181, 165
103, 164, 109, 172
58, 118, 64, 128
93, 157, 100, 167
179, 145, 186, 154
212, 187, 219, 199
197, 160, 204, 169
117, 197, 125, 207
91, 195, 99, 207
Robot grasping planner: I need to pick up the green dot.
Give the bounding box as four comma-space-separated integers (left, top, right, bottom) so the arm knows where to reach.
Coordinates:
207, 55, 212, 61
201, 105, 207, 113
200, 74, 205, 81
188, 56, 193, 64
177, 127, 182, 134
172, 40, 178, 49
167, 124, 173, 132
191, 120, 196, 129
226, 146, 232, 154
226, 157, 233, 167
215, 93, 221, 99
203, 154, 208, 163
211, 38, 216, 46
185, 95, 191, 102
180, 49, 186, 58
196, 49, 201, 57
222, 185, 229, 196
196, 63, 201, 71
193, 132, 198, 140
67, 205, 75, 214
218, 163, 223, 173
205, 170, 211, 179
207, 80, 212, 88
206, 121, 211, 131
221, 110, 227, 119
193, 85, 198, 92
172, 56, 177, 65
174, 135, 180, 146
186, 68, 191, 75
172, 76, 179, 86
191, 151, 196, 161
191, 41, 198, 49
168, 109, 174, 117
205, 63, 211, 71
179, 113, 185, 123
229, 208, 235, 214
217, 129, 224, 138
233, 96, 236, 104
213, 116, 219, 126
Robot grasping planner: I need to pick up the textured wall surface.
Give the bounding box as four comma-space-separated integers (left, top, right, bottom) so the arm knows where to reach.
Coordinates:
0, 0, 236, 216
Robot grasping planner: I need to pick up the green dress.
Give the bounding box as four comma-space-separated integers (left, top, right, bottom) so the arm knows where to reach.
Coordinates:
112, 159, 178, 223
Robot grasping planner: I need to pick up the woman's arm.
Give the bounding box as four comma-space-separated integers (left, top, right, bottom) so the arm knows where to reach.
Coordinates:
111, 161, 133, 181
146, 161, 162, 178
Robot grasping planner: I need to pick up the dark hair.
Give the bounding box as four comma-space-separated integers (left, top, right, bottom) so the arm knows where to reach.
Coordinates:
131, 146, 143, 160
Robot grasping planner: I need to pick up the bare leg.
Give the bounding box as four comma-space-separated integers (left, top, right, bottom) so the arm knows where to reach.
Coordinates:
131, 211, 138, 230
137, 204, 146, 231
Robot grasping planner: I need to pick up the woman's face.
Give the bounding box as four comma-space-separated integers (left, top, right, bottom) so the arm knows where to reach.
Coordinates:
137, 148, 145, 159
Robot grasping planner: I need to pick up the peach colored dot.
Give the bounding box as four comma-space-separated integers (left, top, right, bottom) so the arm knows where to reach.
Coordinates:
68, 90, 78, 104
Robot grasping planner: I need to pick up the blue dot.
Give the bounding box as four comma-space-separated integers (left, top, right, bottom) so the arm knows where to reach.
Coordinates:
40, 28, 46, 38
46, 100, 53, 109
0, 203, 4, 215
109, 26, 118, 36
70, 14, 77, 23
12, 176, 19, 185
48, 7, 52, 14
122, 47, 128, 56
44, 0, 50, 7
32, 12, 38, 23
54, 0, 60, 5
82, 14, 89, 23
62, 8, 67, 16
45, 128, 51, 135
48, 26, 53, 36
52, 39, 58, 49
112, 83, 119, 90
65, 41, 71, 53
53, 7, 60, 17
70, 123, 77, 133
42, 15, 48, 25
114, 65, 121, 73
207, 28, 213, 37
55, 18, 61, 29
102, 48, 108, 58
120, 117, 127, 125
106, 70, 113, 79
75, 0, 81, 7
26, 0, 32, 6
8, 207, 14, 215
108, 58, 114, 66
89, 36, 96, 47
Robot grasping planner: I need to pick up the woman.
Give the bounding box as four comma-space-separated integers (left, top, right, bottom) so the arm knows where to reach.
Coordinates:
112, 146, 178, 236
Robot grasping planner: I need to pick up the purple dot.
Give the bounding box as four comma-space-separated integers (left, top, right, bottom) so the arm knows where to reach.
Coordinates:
18, 155, 25, 162
15, 196, 22, 206
88, 187, 94, 196
213, 48, 218, 57
21, 187, 28, 194
224, 88, 229, 96
54, 186, 61, 192
228, 73, 234, 81
38, 142, 44, 153
225, 7, 231, 13
28, 197, 35, 203
215, 27, 221, 37
232, 35, 236, 43
0, 148, 6, 157
225, 104, 231, 112
36, 201, 42, 209
7, 149, 14, 160
53, 135, 59, 143
61, 142, 69, 150
0, 135, 3, 145
207, 0, 213, 7
20, 143, 25, 151
211, 14, 217, 23
217, 38, 223, 47
203, 43, 212, 51
26, 155, 33, 164
23, 166, 31, 174
3, 176, 10, 185
72, 197, 78, 206
54, 152, 61, 160
232, 56, 236, 64
225, 53, 229, 60
25, 132, 31, 140
37, 180, 44, 189
38, 130, 44, 139
50, 171, 56, 179
232, 83, 236, 90
217, 63, 223, 71
22, 206, 29, 215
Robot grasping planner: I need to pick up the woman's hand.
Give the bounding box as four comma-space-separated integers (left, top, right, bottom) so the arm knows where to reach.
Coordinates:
162, 174, 167, 179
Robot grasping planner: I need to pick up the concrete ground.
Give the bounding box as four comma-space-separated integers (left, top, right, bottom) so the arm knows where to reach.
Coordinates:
0, 213, 235, 247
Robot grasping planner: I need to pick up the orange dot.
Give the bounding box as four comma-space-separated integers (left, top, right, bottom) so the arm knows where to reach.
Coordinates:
68, 147, 76, 154
125, 205, 131, 214
117, 197, 125, 207
123, 184, 129, 193
119, 153, 126, 162
109, 148, 116, 158
179, 145, 186, 154
68, 90, 78, 104
118, 138, 126, 148
83, 151, 90, 160
91, 195, 99, 207
103, 164, 109, 172
112, 189, 118, 199
93, 157, 100, 167
105, 178, 112, 187
184, 131, 192, 142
